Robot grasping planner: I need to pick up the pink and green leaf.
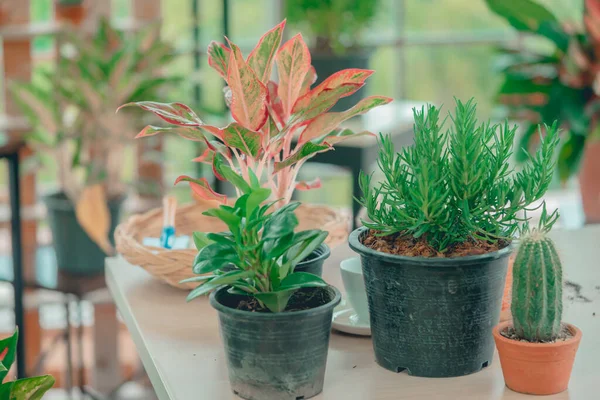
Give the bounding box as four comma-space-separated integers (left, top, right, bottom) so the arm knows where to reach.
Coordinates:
299, 65, 317, 97
226, 39, 269, 132
298, 96, 392, 143
267, 81, 285, 127
276, 34, 311, 119
291, 83, 362, 123
118, 101, 203, 126
135, 125, 208, 141
207, 41, 231, 78
317, 128, 375, 146
274, 142, 331, 172
220, 122, 262, 158
175, 175, 227, 204
247, 20, 286, 84
192, 148, 215, 165
295, 178, 322, 191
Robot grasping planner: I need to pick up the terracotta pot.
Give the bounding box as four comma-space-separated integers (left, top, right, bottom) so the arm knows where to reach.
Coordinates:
493, 321, 582, 395
579, 140, 600, 223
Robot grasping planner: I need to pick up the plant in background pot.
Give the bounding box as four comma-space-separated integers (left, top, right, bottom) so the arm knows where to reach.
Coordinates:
11, 19, 179, 275
287, 0, 379, 111
1, 328, 55, 398
493, 225, 582, 395
485, 0, 600, 222
183, 167, 340, 400
349, 98, 561, 377
121, 20, 390, 230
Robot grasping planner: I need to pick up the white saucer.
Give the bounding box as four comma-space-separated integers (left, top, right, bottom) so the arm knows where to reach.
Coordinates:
332, 301, 371, 336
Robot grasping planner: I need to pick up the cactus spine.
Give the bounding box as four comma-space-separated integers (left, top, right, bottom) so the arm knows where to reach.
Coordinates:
511, 230, 563, 341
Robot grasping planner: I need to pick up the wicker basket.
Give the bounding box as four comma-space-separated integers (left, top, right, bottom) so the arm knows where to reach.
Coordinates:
115, 201, 350, 290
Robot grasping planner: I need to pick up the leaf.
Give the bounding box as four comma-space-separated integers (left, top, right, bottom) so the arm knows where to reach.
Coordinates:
263, 232, 294, 259
0, 329, 18, 382
117, 101, 203, 126
134, 125, 209, 141
193, 242, 240, 274
295, 178, 322, 191
192, 148, 215, 165
557, 134, 585, 182
202, 206, 243, 234
207, 41, 231, 78
263, 202, 300, 239
276, 33, 312, 118
299, 96, 392, 143
192, 232, 212, 250
212, 155, 251, 193
3, 375, 55, 400
279, 271, 327, 289
219, 122, 262, 157
274, 142, 331, 172
254, 290, 296, 313
292, 68, 374, 120
175, 176, 227, 204
247, 20, 285, 83
180, 275, 216, 284
299, 65, 317, 97
75, 185, 113, 255
245, 188, 271, 217
208, 270, 254, 286
186, 282, 222, 301
318, 129, 375, 146
10, 82, 59, 134
225, 39, 269, 132
291, 83, 363, 123
283, 230, 328, 276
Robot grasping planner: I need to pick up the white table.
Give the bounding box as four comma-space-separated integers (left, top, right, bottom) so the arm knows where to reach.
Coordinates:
106, 227, 600, 400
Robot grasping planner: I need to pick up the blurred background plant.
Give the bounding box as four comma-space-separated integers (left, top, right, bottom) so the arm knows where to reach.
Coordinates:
10, 17, 180, 250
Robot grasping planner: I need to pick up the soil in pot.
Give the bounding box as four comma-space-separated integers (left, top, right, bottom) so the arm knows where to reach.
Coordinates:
493, 321, 582, 395
45, 192, 124, 276
311, 51, 371, 112
210, 286, 341, 400
349, 227, 512, 378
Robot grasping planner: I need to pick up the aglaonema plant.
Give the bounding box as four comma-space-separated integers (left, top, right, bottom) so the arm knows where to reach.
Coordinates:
0, 329, 55, 399
181, 165, 328, 313
120, 20, 392, 206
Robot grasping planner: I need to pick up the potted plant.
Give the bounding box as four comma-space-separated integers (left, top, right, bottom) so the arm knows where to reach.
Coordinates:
286, 0, 379, 111
485, 0, 600, 222
182, 167, 341, 400
121, 20, 390, 236
493, 226, 582, 395
11, 19, 179, 275
1, 328, 55, 398
349, 98, 560, 377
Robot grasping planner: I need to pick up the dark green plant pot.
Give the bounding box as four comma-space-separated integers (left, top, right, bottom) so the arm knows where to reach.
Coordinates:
348, 227, 512, 377
294, 243, 330, 277
44, 192, 125, 276
311, 51, 371, 112
210, 286, 341, 400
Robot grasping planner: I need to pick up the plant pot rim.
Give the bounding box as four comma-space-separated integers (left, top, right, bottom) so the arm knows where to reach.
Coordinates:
493, 320, 582, 349
209, 285, 341, 319
297, 243, 330, 266
349, 226, 514, 266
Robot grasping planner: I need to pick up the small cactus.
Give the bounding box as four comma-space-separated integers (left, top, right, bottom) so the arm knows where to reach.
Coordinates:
511, 230, 563, 341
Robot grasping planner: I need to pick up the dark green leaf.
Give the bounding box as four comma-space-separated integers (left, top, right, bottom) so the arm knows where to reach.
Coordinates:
192, 232, 212, 250
279, 272, 327, 289
262, 203, 300, 239
2, 375, 55, 399
212, 156, 251, 193
0, 329, 18, 382
254, 290, 296, 313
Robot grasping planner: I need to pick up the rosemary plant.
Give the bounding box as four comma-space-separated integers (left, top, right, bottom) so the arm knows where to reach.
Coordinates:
359, 98, 560, 252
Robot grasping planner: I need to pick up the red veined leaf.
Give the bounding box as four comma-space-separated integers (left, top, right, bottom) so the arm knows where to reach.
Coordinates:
291, 83, 362, 124
318, 129, 375, 146
192, 148, 215, 164
175, 175, 227, 204
274, 142, 331, 172
118, 101, 203, 126
295, 178, 322, 191
247, 20, 286, 83
299, 96, 392, 143
220, 122, 262, 158
207, 41, 231, 78
267, 81, 285, 127
134, 125, 208, 141
291, 68, 374, 118
226, 38, 269, 131
299, 65, 317, 97
276, 33, 311, 119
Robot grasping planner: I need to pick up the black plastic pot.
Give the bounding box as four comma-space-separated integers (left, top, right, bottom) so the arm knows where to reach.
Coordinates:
294, 243, 330, 277
311, 51, 371, 112
210, 286, 341, 400
348, 227, 512, 377
44, 191, 125, 276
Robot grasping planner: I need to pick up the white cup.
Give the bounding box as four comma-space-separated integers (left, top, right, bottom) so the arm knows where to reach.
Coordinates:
340, 257, 369, 325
